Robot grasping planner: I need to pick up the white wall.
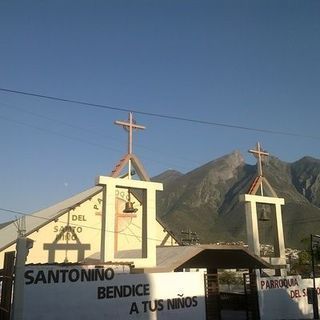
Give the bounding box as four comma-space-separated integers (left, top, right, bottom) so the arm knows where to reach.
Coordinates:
23, 265, 206, 320
0, 191, 177, 266
257, 275, 320, 319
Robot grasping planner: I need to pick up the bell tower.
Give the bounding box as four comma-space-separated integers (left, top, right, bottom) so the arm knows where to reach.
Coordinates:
240, 142, 286, 275
96, 113, 163, 268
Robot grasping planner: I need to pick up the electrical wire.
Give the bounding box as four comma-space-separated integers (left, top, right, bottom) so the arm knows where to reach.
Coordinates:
0, 102, 200, 171
2, 88, 320, 236
0, 206, 166, 242
2, 204, 320, 244
0, 114, 123, 154
1, 87, 319, 139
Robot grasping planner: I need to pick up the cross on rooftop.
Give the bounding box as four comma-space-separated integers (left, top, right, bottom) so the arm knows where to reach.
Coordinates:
249, 142, 269, 177
115, 112, 145, 155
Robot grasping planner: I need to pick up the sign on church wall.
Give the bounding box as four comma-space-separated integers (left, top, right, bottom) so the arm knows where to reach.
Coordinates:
23, 265, 206, 320
258, 275, 320, 319
0, 193, 103, 265
0, 190, 175, 265
28, 193, 102, 264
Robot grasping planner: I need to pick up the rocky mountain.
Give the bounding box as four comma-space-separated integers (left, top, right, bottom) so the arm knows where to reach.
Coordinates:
153, 151, 320, 249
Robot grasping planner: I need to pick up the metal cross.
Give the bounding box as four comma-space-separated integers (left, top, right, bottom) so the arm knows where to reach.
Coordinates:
115, 112, 145, 155
249, 142, 269, 177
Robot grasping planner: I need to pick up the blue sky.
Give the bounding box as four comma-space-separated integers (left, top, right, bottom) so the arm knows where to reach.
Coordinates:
0, 0, 320, 221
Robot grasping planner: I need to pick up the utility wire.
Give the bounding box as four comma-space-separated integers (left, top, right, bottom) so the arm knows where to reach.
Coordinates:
0, 111, 194, 171
3, 203, 320, 247
1, 87, 319, 139
0, 102, 200, 170
0, 207, 166, 242
0, 114, 123, 154
0, 102, 111, 139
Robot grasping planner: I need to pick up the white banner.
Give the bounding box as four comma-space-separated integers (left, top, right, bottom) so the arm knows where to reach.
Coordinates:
257, 275, 320, 319
23, 265, 206, 320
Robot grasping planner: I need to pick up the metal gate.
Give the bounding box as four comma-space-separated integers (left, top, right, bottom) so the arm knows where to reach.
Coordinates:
0, 251, 15, 320
205, 273, 220, 320
205, 272, 260, 320
243, 272, 260, 320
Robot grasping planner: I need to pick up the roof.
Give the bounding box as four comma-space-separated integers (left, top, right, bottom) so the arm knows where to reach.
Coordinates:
138, 245, 273, 272
0, 220, 13, 230
0, 183, 178, 252
81, 245, 272, 272
0, 186, 102, 252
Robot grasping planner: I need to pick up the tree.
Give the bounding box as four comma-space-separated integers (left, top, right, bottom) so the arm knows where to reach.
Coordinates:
219, 270, 242, 290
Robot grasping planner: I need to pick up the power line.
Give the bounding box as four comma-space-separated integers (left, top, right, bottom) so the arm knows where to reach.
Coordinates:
1, 87, 319, 139
0, 111, 194, 172
0, 207, 165, 242
0, 114, 123, 154
0, 102, 200, 171
0, 102, 112, 138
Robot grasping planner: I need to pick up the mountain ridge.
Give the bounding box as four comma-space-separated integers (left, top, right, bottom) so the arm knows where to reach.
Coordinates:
154, 152, 320, 249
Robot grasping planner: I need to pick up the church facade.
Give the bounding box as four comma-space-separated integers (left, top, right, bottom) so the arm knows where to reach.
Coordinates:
0, 112, 177, 267
0, 184, 177, 266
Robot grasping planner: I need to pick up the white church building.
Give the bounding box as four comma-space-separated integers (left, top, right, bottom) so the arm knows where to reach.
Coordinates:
1, 114, 318, 320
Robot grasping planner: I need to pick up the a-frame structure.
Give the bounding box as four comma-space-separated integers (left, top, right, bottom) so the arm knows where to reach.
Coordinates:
240, 142, 286, 276
111, 112, 150, 180
97, 112, 163, 268
247, 143, 277, 197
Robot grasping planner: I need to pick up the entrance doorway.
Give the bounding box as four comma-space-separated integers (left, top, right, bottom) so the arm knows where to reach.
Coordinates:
204, 271, 260, 320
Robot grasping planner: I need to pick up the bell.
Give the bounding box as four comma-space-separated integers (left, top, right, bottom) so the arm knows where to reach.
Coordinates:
258, 207, 270, 222
123, 201, 137, 214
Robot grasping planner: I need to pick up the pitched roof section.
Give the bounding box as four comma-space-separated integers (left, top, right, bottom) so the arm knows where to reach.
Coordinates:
0, 220, 13, 230
110, 153, 150, 181
0, 186, 102, 252
0, 183, 176, 253
248, 176, 278, 197
247, 142, 278, 197
141, 245, 273, 273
